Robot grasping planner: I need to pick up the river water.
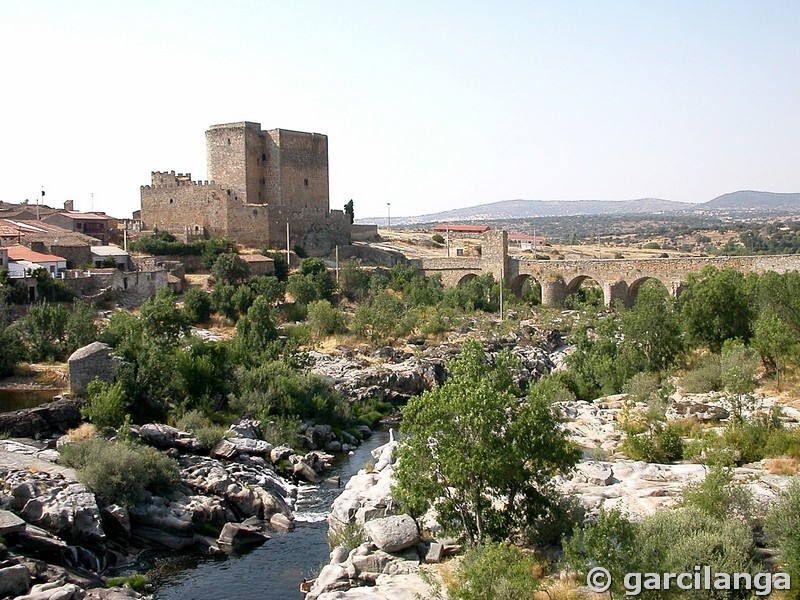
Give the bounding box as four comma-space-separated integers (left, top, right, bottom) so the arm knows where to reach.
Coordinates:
153, 429, 390, 600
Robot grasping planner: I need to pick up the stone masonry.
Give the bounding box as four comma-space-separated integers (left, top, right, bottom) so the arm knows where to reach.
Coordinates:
140, 122, 351, 254
67, 342, 114, 395
418, 231, 800, 307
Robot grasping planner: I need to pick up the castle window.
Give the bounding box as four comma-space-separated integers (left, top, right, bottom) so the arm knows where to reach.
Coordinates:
262, 153, 266, 161
169, 198, 174, 204
227, 138, 231, 145
253, 209, 258, 216
304, 178, 309, 186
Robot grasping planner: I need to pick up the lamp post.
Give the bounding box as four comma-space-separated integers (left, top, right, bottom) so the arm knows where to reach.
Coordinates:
386, 203, 391, 228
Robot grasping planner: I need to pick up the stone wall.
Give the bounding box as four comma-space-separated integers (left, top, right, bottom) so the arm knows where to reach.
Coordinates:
68, 342, 114, 396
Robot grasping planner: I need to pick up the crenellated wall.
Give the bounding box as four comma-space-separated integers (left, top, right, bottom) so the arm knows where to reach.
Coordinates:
140, 123, 347, 253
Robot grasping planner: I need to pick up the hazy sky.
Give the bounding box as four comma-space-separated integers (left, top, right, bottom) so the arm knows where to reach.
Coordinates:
1, 1, 798, 219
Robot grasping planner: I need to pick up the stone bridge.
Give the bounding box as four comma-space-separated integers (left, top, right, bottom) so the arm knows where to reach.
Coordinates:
416, 230, 800, 307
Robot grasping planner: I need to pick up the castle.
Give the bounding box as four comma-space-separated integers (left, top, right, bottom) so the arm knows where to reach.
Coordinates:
140, 122, 351, 253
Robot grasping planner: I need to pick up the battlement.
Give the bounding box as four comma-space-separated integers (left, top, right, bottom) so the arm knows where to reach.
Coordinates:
207, 121, 262, 131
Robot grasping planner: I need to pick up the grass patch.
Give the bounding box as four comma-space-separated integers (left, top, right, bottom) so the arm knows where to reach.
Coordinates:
327, 522, 367, 552
106, 574, 147, 591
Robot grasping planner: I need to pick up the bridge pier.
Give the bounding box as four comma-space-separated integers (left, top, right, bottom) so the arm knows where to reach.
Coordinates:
604, 280, 629, 308
541, 278, 566, 307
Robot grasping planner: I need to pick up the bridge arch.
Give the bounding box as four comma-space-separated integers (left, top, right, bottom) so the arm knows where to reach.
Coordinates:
510, 274, 542, 304
457, 273, 478, 286
565, 275, 604, 308
626, 277, 672, 306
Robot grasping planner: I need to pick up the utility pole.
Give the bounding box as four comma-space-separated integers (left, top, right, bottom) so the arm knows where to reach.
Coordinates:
446, 227, 451, 257
335, 245, 340, 283
499, 266, 504, 321
37, 187, 44, 220
387, 203, 391, 228
286, 222, 290, 267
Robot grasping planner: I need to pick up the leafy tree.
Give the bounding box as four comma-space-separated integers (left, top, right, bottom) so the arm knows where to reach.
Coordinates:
82, 379, 128, 429
680, 267, 755, 352
286, 273, 321, 305
14, 301, 70, 361
183, 287, 212, 324
248, 275, 285, 305
299, 258, 336, 300
211, 252, 251, 285
307, 300, 347, 336
0, 326, 23, 377
720, 340, 760, 421
200, 237, 236, 269
235, 296, 278, 355
564, 509, 636, 598
621, 281, 683, 371
393, 341, 579, 543
352, 291, 415, 345
344, 199, 354, 224
261, 250, 289, 281
752, 307, 796, 383
66, 300, 99, 350
139, 288, 190, 343
338, 262, 372, 301
211, 283, 239, 321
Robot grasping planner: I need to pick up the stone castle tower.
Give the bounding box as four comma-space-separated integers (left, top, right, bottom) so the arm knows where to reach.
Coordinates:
140, 122, 350, 253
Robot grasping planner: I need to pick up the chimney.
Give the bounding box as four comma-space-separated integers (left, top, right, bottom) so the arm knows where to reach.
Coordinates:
64, 200, 74, 211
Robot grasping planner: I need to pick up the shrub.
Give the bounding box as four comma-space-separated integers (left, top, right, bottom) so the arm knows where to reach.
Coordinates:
338, 262, 372, 301
106, 574, 148, 592
446, 542, 539, 600
307, 300, 347, 337
680, 466, 752, 520
183, 287, 212, 324
195, 426, 227, 451
211, 253, 251, 285
261, 416, 302, 449
681, 354, 722, 393
765, 481, 800, 586
59, 438, 180, 506
175, 409, 212, 432
327, 522, 366, 552
622, 423, 684, 463
82, 380, 129, 429
432, 233, 445, 244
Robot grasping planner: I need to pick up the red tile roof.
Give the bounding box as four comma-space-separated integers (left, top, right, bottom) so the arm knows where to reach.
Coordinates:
6, 245, 66, 263
432, 224, 490, 233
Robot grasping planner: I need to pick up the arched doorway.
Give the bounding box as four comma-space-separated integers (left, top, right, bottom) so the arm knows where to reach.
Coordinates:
564, 275, 603, 309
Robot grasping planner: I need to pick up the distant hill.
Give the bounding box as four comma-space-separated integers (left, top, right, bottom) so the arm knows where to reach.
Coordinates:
703, 191, 800, 211
358, 198, 693, 226
357, 190, 800, 225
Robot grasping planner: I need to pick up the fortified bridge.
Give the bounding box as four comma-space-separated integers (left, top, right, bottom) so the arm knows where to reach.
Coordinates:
415, 231, 800, 307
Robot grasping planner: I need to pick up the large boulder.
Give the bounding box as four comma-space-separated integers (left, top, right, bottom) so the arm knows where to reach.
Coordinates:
217, 522, 270, 549
363, 515, 420, 553
138, 424, 200, 453
0, 563, 31, 597
0, 398, 84, 438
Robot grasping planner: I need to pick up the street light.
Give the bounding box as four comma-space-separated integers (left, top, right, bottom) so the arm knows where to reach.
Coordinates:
387, 202, 391, 228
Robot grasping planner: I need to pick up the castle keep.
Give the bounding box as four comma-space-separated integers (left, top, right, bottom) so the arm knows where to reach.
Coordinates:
140, 122, 351, 253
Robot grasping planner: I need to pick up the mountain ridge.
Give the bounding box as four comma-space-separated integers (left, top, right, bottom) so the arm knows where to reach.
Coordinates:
356, 190, 800, 226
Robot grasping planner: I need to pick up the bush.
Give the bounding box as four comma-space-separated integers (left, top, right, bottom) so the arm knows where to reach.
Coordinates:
622, 423, 684, 463
328, 522, 366, 552
680, 466, 752, 520
183, 287, 212, 324
338, 263, 372, 301
352, 291, 415, 344
82, 380, 129, 428
765, 481, 800, 587
307, 300, 347, 336
261, 416, 302, 449
106, 574, 148, 592
59, 438, 180, 506
195, 426, 227, 451
447, 542, 539, 600
212, 253, 251, 285
432, 233, 445, 245
681, 354, 722, 393
175, 409, 211, 432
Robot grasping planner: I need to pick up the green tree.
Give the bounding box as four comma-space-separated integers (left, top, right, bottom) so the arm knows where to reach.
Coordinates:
211, 283, 239, 321
261, 250, 289, 281
248, 275, 286, 305
621, 281, 683, 371
183, 287, 212, 324
14, 301, 70, 361
82, 379, 129, 428
307, 299, 347, 336
338, 262, 372, 301
680, 267, 755, 352
352, 291, 415, 345
752, 307, 796, 384
139, 288, 190, 343
235, 296, 278, 354
393, 341, 579, 543
211, 252, 251, 285
344, 199, 354, 224
286, 273, 321, 305
299, 258, 336, 300
200, 237, 236, 269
